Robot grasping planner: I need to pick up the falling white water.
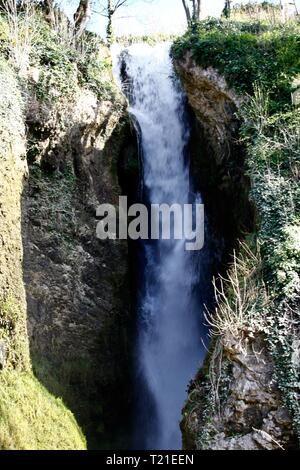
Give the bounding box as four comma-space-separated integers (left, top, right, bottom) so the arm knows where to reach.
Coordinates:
112, 43, 205, 450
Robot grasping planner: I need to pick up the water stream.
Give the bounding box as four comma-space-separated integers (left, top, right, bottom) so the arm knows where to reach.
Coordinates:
113, 43, 210, 450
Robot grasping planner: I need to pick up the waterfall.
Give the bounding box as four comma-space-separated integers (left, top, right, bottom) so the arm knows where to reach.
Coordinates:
112, 43, 209, 450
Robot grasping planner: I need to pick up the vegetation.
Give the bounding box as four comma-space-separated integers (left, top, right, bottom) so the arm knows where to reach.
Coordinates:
172, 18, 300, 110
116, 33, 177, 46
0, 3, 116, 450
0, 2, 115, 100
240, 91, 300, 439
174, 14, 300, 446
0, 56, 25, 156
0, 370, 86, 449
0, 298, 30, 372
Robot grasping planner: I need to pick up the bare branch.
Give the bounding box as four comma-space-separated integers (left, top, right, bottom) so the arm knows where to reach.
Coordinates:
182, 0, 191, 23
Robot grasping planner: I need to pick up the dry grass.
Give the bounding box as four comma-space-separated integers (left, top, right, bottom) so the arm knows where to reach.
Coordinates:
204, 242, 268, 344
201, 243, 269, 416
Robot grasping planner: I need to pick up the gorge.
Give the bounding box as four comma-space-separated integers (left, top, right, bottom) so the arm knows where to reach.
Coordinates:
0, 6, 299, 451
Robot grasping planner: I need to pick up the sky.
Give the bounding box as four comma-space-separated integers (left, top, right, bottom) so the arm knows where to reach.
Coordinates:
60, 0, 300, 38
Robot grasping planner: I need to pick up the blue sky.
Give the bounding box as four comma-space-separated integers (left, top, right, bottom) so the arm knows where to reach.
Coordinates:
60, 0, 300, 38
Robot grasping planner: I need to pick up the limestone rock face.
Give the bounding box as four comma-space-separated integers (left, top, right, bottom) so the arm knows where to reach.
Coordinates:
0, 62, 30, 371
209, 336, 295, 450
0, 50, 138, 446
174, 51, 253, 253
174, 50, 241, 165
22, 86, 138, 447
174, 53, 296, 451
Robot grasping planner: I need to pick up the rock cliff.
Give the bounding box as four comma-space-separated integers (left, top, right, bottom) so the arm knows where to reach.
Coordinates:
174, 51, 296, 450
175, 51, 253, 253
0, 58, 86, 450
0, 45, 138, 448
22, 83, 138, 448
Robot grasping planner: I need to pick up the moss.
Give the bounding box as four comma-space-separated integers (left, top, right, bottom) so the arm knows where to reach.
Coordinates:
0, 298, 29, 371
31, 355, 103, 446
0, 206, 86, 450
0, 370, 86, 450
27, 162, 78, 248
0, 57, 24, 157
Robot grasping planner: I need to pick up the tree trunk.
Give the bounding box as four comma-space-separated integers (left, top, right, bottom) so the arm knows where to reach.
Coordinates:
223, 0, 231, 19
280, 0, 290, 22
106, 0, 114, 46
74, 0, 91, 38
43, 0, 55, 27
182, 0, 201, 24
106, 14, 114, 46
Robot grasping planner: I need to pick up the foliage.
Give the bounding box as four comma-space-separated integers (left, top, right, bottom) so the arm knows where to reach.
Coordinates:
240, 91, 300, 439
205, 89, 299, 443
116, 33, 178, 46
230, 1, 282, 23
0, 6, 115, 102
29, 12, 114, 102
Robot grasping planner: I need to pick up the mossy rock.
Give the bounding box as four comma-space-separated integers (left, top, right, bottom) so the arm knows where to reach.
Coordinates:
0, 370, 86, 450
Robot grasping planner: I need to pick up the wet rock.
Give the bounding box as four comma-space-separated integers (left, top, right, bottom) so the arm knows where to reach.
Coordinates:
174, 51, 254, 255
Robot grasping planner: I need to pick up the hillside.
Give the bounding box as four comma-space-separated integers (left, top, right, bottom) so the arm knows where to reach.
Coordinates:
0, 1, 299, 452
172, 17, 300, 449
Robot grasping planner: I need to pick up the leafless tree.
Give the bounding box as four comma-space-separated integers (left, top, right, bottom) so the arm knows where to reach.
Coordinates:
96, 1, 153, 45
74, 0, 92, 38
181, 0, 201, 25
41, 1, 92, 43
96, 0, 134, 45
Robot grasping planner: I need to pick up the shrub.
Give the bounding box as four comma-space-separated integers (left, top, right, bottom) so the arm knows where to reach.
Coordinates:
172, 19, 300, 110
